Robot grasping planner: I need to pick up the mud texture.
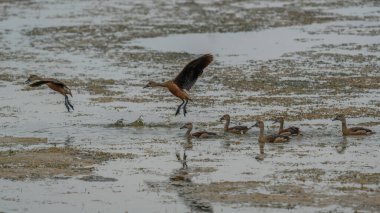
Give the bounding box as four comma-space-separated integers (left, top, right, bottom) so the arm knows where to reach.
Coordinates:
0, 0, 379, 212
0, 147, 134, 180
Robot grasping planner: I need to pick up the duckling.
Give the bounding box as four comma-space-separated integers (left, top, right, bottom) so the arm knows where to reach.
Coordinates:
220, 114, 250, 134
252, 120, 290, 143
25, 74, 74, 112
180, 123, 217, 139
273, 116, 300, 136
333, 114, 375, 136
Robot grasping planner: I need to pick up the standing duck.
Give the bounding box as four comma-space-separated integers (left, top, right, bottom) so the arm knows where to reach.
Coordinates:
252, 120, 290, 143
25, 75, 74, 112
144, 54, 213, 116
180, 123, 217, 139
333, 114, 375, 136
220, 114, 250, 134
273, 117, 300, 136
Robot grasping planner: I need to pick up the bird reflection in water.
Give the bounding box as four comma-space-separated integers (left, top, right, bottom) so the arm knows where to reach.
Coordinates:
335, 136, 348, 154
176, 151, 188, 169
255, 142, 266, 161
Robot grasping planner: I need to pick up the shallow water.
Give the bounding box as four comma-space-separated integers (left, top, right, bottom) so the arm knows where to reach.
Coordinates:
128, 21, 380, 65
1, 0, 380, 212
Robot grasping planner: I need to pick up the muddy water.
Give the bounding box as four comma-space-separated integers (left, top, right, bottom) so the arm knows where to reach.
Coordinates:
128, 21, 380, 65
1, 0, 380, 212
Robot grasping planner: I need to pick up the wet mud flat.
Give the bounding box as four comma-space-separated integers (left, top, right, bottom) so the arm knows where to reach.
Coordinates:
1, 0, 380, 212
0, 146, 134, 180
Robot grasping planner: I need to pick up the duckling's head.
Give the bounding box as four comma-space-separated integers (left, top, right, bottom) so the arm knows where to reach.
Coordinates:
25, 75, 40, 84
220, 114, 230, 121
332, 114, 346, 122
252, 120, 264, 128
180, 122, 193, 130
273, 116, 285, 124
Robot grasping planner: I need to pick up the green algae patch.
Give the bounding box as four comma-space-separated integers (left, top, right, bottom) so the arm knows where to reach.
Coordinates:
109, 116, 144, 128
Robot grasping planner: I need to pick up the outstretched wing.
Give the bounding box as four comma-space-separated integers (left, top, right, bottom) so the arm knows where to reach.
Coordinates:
173, 54, 213, 90
29, 78, 66, 87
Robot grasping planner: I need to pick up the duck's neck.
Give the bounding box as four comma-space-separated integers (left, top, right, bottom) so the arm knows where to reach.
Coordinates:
224, 118, 230, 131
151, 81, 167, 88
259, 126, 266, 142
341, 119, 348, 134
279, 120, 284, 131
185, 127, 192, 138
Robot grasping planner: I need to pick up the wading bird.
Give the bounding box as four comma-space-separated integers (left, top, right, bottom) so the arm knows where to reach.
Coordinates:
252, 120, 290, 143
273, 116, 301, 136
220, 114, 250, 134
333, 114, 375, 136
144, 54, 213, 116
25, 75, 74, 112
180, 122, 217, 139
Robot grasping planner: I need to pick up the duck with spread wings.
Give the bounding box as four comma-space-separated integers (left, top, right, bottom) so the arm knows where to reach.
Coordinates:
26, 75, 74, 112
144, 54, 213, 116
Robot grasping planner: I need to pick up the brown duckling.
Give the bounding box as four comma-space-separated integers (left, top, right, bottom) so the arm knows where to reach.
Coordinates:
180, 123, 217, 139
273, 116, 300, 136
26, 75, 74, 112
252, 120, 290, 143
333, 114, 375, 136
220, 114, 251, 134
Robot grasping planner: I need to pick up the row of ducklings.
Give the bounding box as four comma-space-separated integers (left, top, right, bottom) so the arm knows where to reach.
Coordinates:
180, 114, 375, 143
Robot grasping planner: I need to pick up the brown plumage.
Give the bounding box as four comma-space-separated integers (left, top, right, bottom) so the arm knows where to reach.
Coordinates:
252, 120, 290, 143
144, 54, 213, 116
220, 114, 250, 134
180, 123, 217, 139
273, 117, 301, 136
25, 75, 74, 112
333, 114, 375, 136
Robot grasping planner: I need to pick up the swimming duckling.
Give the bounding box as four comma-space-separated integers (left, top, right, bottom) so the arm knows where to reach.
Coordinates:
180, 123, 217, 139
332, 114, 375, 136
273, 116, 300, 136
252, 120, 290, 143
25, 74, 74, 112
220, 114, 250, 134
